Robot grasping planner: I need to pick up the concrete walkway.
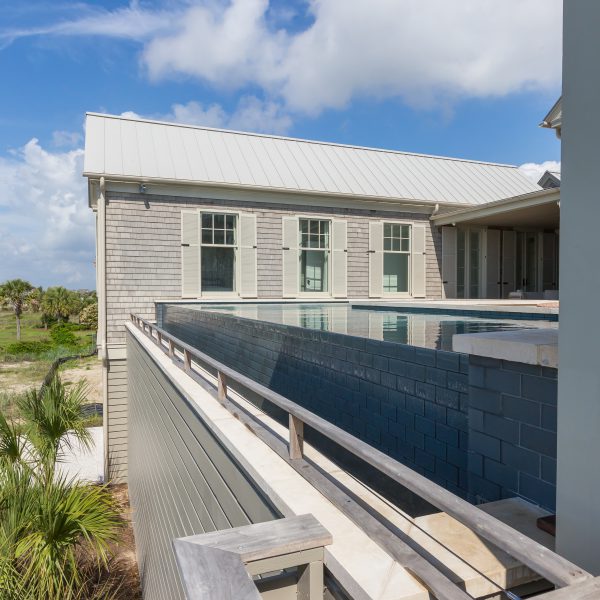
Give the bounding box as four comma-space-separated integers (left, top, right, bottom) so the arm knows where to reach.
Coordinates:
55, 426, 104, 484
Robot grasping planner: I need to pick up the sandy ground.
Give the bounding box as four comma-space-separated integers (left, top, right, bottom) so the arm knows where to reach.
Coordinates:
60, 356, 102, 405
56, 426, 104, 483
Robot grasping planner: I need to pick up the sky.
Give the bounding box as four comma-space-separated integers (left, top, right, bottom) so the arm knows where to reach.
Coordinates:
0, 0, 563, 290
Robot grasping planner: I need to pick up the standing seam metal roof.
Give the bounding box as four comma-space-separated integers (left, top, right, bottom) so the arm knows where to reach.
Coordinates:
83, 113, 540, 206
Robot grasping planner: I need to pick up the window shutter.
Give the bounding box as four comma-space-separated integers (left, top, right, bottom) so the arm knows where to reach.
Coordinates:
441, 226, 457, 299
282, 217, 299, 298
368, 221, 384, 297
411, 223, 427, 298
486, 229, 501, 298
181, 211, 200, 298
331, 220, 348, 298
238, 214, 258, 298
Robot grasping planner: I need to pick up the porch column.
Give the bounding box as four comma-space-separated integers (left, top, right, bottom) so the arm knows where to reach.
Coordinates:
556, 0, 600, 572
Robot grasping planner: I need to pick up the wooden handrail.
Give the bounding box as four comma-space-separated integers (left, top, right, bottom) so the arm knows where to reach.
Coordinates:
131, 313, 591, 591
173, 514, 332, 600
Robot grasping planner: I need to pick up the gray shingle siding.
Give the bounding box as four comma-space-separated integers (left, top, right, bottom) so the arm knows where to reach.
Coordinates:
105, 191, 442, 347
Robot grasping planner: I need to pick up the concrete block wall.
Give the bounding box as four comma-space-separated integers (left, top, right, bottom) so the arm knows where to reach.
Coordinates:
467, 356, 557, 511
161, 305, 471, 498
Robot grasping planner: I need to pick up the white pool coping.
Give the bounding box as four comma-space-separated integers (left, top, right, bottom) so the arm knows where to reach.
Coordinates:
452, 328, 559, 368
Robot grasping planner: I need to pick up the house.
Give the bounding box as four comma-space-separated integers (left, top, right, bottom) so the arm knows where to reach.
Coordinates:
84, 112, 545, 480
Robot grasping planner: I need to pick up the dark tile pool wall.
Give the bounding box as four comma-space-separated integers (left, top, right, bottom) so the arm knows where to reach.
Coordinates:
467, 356, 557, 511
157, 304, 558, 510
160, 305, 472, 497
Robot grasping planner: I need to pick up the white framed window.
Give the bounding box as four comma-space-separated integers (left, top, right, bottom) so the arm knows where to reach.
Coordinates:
383, 222, 411, 294
200, 212, 237, 292
299, 218, 330, 293
181, 210, 257, 298
370, 220, 426, 299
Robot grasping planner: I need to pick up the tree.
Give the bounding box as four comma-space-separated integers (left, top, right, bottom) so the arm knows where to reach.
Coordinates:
27, 287, 44, 313
0, 374, 121, 599
41, 287, 76, 324
0, 279, 34, 341
79, 303, 98, 330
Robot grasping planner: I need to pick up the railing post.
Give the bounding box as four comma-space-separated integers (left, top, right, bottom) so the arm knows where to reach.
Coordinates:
183, 349, 192, 373
217, 371, 228, 402
157, 331, 162, 347
289, 415, 304, 460
297, 560, 324, 600
169, 339, 175, 358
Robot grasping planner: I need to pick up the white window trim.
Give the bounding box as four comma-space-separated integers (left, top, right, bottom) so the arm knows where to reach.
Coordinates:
187, 208, 245, 298
297, 216, 333, 297
381, 219, 413, 298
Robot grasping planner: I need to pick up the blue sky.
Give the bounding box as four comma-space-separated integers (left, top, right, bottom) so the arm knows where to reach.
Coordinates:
0, 0, 563, 289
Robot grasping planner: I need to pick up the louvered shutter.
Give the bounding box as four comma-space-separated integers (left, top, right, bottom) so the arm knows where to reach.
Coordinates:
441, 226, 457, 299
181, 211, 200, 298
331, 220, 348, 298
239, 214, 258, 298
411, 223, 427, 298
368, 221, 384, 297
282, 217, 299, 298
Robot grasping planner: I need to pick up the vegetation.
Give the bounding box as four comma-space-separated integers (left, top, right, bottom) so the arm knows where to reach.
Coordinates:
0, 374, 122, 599
0, 279, 34, 341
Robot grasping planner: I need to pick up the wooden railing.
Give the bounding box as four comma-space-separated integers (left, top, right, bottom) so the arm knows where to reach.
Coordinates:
173, 514, 332, 600
130, 314, 594, 598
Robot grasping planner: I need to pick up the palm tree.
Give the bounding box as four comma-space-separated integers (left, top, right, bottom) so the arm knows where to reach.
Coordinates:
41, 287, 75, 324
0, 279, 34, 341
0, 375, 122, 599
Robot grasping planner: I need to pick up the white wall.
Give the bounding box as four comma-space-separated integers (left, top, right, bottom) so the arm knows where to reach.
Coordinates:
556, 0, 600, 573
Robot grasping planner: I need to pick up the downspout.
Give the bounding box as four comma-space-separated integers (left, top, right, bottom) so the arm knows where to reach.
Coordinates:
97, 177, 109, 481
430, 203, 440, 218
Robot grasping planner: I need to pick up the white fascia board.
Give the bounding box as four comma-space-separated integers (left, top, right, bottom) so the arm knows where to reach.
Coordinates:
431, 189, 560, 226
85, 176, 457, 215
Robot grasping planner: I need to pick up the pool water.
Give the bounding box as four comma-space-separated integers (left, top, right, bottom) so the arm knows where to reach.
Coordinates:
192, 303, 557, 351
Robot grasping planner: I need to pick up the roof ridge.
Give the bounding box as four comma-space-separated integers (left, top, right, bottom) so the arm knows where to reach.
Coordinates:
85, 111, 519, 169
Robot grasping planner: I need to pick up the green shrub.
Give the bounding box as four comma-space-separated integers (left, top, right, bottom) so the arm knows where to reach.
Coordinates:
50, 324, 78, 347
4, 340, 53, 356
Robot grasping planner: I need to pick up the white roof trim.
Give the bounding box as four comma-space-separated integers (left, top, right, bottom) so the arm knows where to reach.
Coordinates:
540, 97, 562, 130
431, 188, 560, 226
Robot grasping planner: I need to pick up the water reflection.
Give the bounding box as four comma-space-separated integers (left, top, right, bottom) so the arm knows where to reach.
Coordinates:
195, 303, 556, 351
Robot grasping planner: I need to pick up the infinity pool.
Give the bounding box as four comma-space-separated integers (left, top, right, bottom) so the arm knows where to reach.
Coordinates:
189, 303, 557, 351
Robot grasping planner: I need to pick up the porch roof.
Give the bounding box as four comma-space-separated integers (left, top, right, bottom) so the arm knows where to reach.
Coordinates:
431, 188, 560, 228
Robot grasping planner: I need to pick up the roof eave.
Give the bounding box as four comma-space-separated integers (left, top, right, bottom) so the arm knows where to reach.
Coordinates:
82, 171, 475, 210
431, 188, 560, 226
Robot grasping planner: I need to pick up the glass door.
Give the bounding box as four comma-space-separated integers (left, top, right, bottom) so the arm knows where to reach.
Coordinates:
456, 227, 483, 299
516, 231, 539, 292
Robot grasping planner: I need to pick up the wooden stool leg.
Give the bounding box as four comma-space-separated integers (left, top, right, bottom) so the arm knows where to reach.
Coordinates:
297, 561, 324, 600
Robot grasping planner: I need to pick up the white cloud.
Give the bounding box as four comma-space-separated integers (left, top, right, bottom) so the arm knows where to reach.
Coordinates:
519, 160, 561, 183
124, 96, 293, 135
141, 0, 563, 114
52, 130, 83, 148
2, 1, 563, 115
0, 139, 95, 289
